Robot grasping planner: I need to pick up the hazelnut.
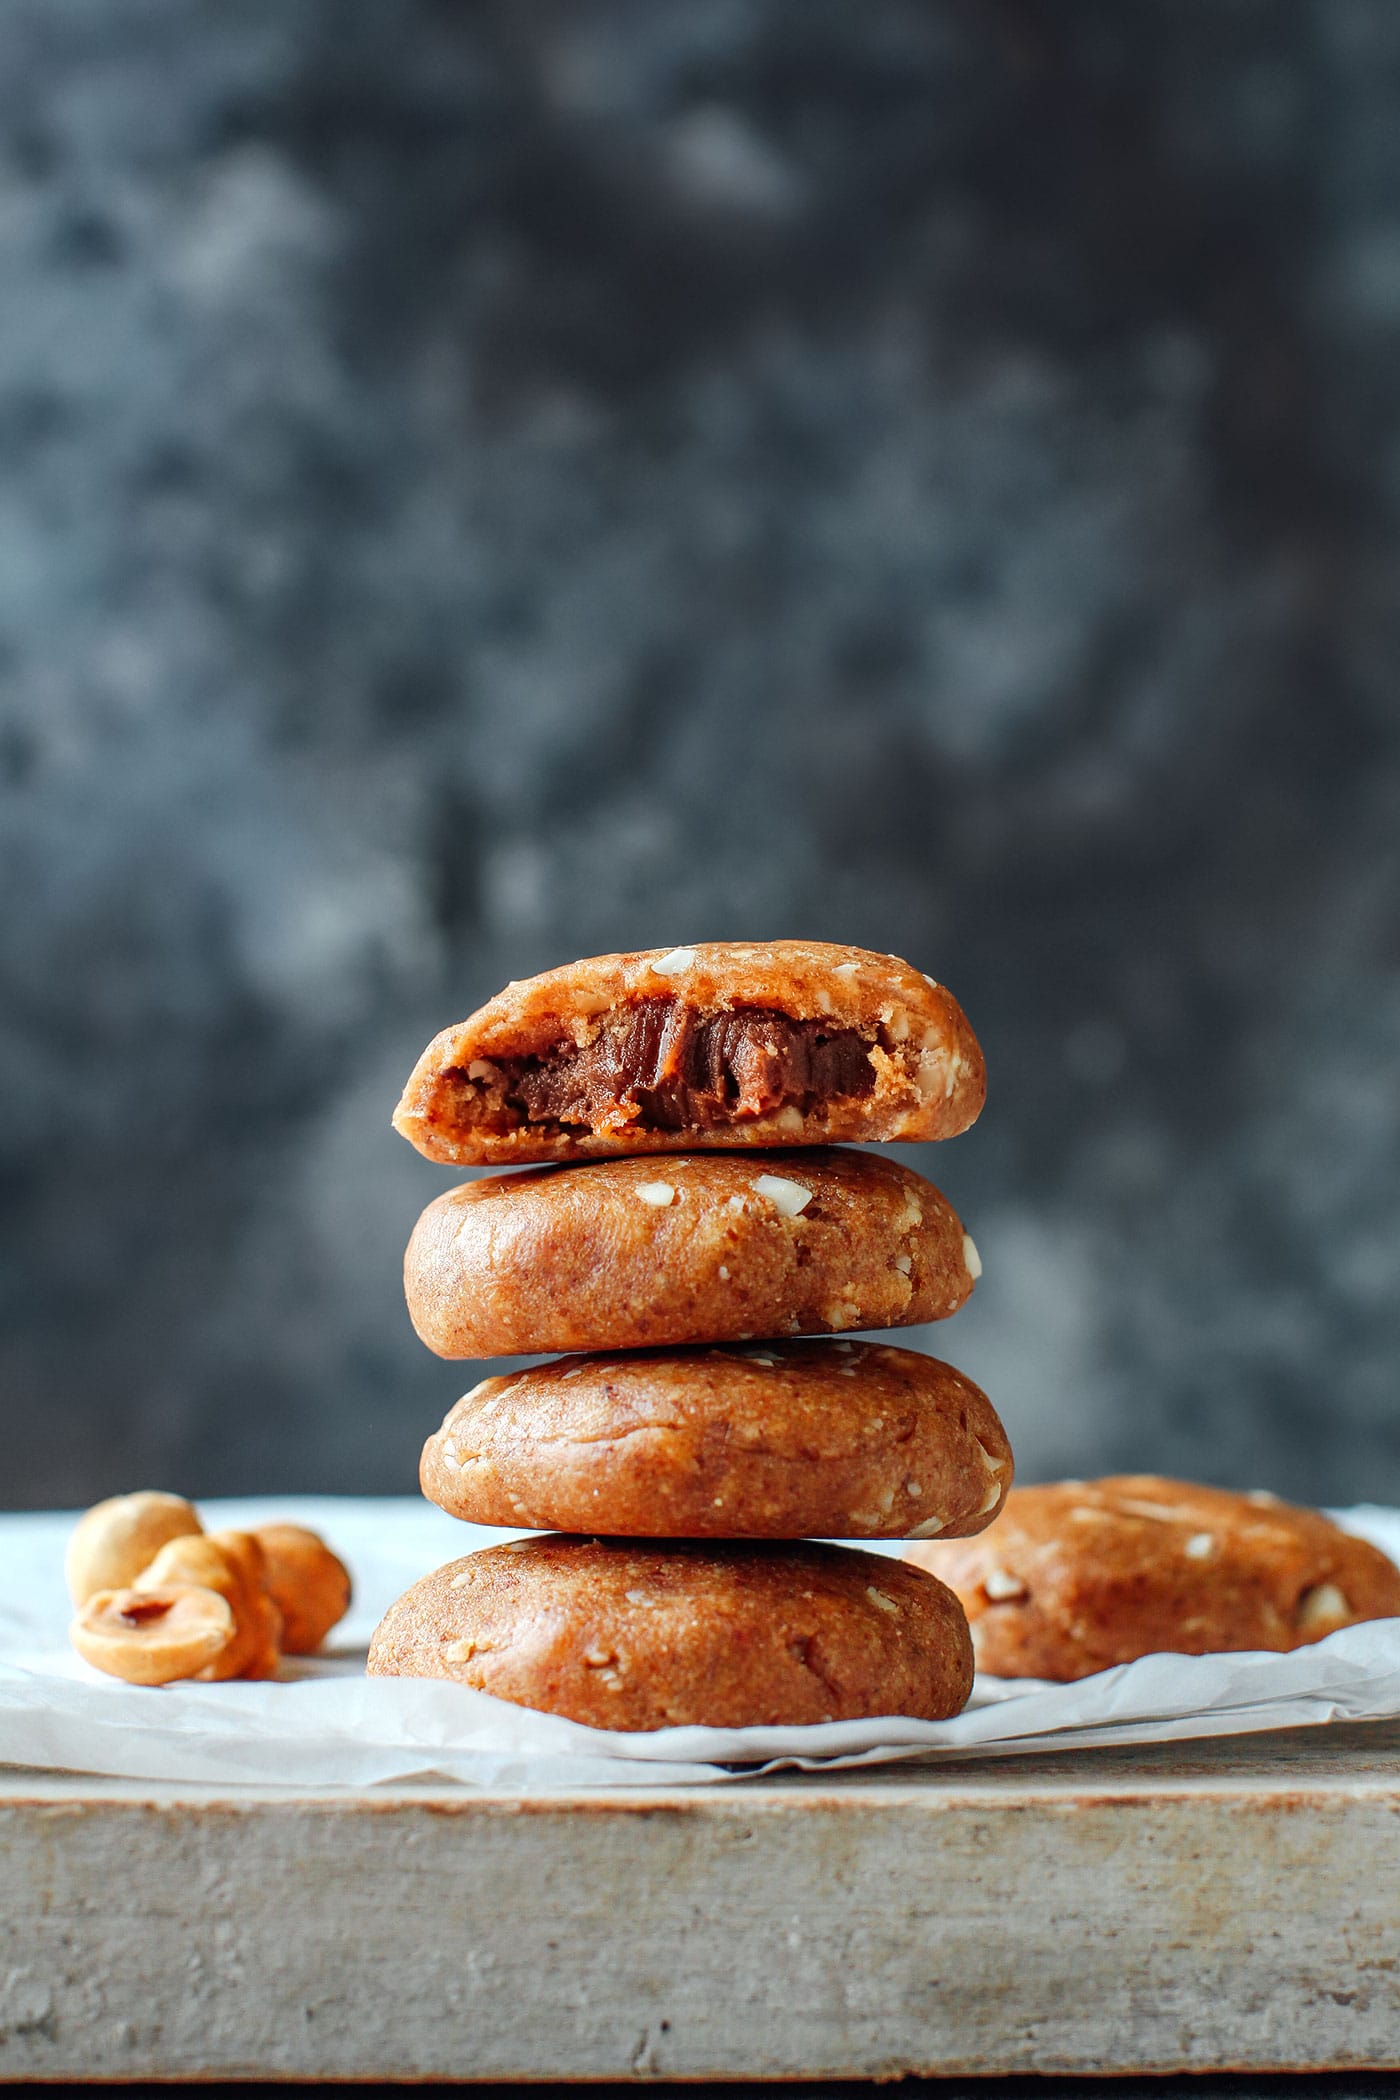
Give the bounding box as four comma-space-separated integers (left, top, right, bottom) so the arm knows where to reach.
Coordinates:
137, 1531, 282, 1680
253, 1524, 352, 1654
65, 1491, 203, 1606
71, 1585, 236, 1686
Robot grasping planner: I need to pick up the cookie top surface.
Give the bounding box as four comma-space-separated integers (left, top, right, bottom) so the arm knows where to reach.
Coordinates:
393, 941, 985, 1165
421, 1339, 1011, 1541
404, 1148, 981, 1357
366, 1535, 973, 1730
908, 1474, 1400, 1681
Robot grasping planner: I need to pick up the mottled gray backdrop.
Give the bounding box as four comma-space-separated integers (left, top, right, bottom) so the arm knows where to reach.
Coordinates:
3, 0, 1398, 1510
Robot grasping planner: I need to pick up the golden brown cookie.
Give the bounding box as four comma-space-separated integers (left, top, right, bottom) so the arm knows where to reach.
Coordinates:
393, 941, 985, 1165
908, 1475, 1400, 1681
421, 1340, 1011, 1541
405, 1149, 981, 1357
367, 1535, 973, 1729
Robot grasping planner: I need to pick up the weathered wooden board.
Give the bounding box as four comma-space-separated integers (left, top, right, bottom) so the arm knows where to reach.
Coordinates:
4, 1721, 1400, 2083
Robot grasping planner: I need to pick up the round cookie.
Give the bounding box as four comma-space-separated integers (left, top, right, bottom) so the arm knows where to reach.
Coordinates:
908, 1475, 1400, 1681
393, 940, 985, 1166
366, 1535, 974, 1730
405, 1149, 981, 1357
421, 1340, 1012, 1541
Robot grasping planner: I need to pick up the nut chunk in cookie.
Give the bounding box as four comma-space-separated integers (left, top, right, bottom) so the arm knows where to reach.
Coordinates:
393, 941, 985, 1166
909, 1475, 1400, 1681
367, 1536, 974, 1730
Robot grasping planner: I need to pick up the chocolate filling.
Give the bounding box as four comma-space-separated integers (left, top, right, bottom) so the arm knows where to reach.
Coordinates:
457, 1000, 879, 1133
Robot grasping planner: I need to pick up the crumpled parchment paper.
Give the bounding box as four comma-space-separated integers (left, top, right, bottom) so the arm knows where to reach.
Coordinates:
3, 1496, 1398, 1789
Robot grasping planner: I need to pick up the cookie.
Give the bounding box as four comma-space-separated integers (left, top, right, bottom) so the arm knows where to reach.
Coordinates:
908, 1475, 1400, 1681
405, 1149, 981, 1358
393, 941, 985, 1166
421, 1340, 1011, 1541
366, 1535, 973, 1729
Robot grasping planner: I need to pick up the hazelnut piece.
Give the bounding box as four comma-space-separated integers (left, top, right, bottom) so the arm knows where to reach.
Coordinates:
1296, 1581, 1351, 1635
65, 1492, 203, 1606
137, 1530, 282, 1680
71, 1585, 235, 1686
253, 1524, 352, 1654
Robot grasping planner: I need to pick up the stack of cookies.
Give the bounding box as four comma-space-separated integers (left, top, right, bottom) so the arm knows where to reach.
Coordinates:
370, 941, 1012, 1730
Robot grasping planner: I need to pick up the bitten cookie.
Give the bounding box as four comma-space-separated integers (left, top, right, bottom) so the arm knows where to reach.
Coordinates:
421, 1340, 1011, 1541
366, 1535, 974, 1730
405, 1149, 981, 1357
393, 941, 985, 1165
908, 1475, 1400, 1680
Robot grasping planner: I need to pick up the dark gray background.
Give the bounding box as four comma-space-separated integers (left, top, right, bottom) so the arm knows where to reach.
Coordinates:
3, 0, 1398, 1511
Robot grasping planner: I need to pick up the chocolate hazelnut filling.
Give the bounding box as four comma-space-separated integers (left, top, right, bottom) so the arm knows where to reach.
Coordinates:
451, 999, 879, 1135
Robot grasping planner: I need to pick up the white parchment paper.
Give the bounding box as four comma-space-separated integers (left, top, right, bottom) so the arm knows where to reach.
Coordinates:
3, 1496, 1399, 1789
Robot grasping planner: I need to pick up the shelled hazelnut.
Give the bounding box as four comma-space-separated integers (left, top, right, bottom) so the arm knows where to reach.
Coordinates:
70, 1585, 236, 1686
253, 1525, 352, 1655
135, 1531, 283, 1681
66, 1491, 352, 1686
65, 1492, 202, 1606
